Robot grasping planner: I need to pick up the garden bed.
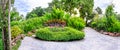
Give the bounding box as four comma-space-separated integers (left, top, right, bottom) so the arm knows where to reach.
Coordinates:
36, 27, 85, 41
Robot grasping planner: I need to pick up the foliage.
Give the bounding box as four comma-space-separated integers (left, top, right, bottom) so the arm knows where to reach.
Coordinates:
21, 17, 47, 32
36, 27, 85, 41
91, 17, 107, 31
0, 32, 3, 50
105, 5, 114, 18
44, 7, 65, 20
91, 4, 120, 33
10, 7, 22, 21
11, 26, 23, 39
48, 0, 94, 20
91, 16, 120, 33
95, 7, 102, 14
116, 14, 120, 21
26, 7, 46, 19
67, 17, 85, 30
11, 21, 21, 26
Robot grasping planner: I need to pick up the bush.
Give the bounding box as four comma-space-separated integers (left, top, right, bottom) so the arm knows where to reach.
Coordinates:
66, 17, 85, 30
44, 7, 64, 20
36, 27, 85, 41
91, 15, 120, 33
11, 26, 23, 39
91, 17, 107, 31
21, 17, 47, 32
11, 21, 21, 26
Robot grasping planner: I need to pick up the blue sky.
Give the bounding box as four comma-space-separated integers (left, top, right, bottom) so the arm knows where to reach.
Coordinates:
14, 0, 120, 16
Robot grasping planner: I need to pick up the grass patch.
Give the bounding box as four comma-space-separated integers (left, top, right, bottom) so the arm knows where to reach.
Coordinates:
12, 40, 21, 50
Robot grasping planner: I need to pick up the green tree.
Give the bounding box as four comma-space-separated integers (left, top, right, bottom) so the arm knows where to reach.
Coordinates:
105, 5, 114, 17
116, 14, 120, 21
78, 0, 94, 25
0, 0, 14, 50
95, 7, 102, 14
10, 7, 22, 21
26, 7, 45, 19
48, 0, 94, 25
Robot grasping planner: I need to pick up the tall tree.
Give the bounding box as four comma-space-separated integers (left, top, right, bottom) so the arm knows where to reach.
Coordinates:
95, 7, 102, 14
26, 7, 45, 19
78, 0, 94, 25
10, 7, 22, 21
48, 0, 94, 25
0, 0, 14, 50
105, 5, 114, 17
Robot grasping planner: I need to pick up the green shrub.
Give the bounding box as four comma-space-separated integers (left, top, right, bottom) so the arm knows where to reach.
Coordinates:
11, 26, 23, 39
91, 15, 120, 33
44, 7, 70, 20
11, 21, 21, 26
44, 7, 64, 20
36, 27, 85, 41
21, 17, 47, 32
67, 17, 85, 30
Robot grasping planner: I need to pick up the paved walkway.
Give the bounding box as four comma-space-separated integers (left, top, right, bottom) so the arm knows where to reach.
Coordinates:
18, 27, 120, 50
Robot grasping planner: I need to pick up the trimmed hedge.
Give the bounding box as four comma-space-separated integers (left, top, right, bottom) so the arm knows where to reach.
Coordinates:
36, 27, 85, 41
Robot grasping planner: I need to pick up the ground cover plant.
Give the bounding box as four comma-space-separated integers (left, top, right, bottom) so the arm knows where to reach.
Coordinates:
36, 27, 85, 41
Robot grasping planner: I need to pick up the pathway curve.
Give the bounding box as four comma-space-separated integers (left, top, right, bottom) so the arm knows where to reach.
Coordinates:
18, 27, 120, 50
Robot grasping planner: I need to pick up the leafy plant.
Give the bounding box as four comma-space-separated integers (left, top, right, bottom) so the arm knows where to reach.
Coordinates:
44, 7, 67, 20
21, 17, 47, 32
36, 27, 85, 41
11, 26, 23, 39
67, 17, 85, 30
0, 32, 3, 50
11, 21, 21, 26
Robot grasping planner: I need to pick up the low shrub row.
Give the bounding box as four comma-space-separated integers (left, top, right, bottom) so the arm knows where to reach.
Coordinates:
36, 27, 85, 41
91, 16, 120, 33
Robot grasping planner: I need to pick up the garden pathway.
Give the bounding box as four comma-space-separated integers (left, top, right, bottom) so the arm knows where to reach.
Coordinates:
18, 27, 120, 50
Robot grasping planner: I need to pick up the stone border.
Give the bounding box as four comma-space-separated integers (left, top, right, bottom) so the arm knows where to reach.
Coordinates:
99, 30, 120, 37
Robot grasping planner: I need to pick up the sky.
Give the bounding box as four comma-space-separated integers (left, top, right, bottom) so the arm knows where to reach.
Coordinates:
14, 0, 120, 16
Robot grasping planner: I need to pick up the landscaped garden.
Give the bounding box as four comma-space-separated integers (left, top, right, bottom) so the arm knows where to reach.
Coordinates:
0, 0, 120, 50
11, 7, 85, 42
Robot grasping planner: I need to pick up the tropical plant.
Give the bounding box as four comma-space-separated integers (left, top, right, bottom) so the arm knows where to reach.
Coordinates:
67, 17, 85, 30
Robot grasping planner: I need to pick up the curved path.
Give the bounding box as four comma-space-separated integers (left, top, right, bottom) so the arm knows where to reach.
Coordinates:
18, 27, 120, 50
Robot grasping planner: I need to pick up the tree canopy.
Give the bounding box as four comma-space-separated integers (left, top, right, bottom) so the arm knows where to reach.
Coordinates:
26, 7, 46, 19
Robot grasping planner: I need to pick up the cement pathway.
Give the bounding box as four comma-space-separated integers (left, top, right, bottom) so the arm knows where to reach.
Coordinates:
18, 27, 120, 50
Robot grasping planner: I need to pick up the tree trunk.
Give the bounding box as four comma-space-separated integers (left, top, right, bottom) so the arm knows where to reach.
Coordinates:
1, 0, 11, 50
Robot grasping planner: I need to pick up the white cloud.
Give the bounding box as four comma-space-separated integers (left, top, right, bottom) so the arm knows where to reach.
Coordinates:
14, 0, 52, 16
113, 0, 120, 13
94, 0, 112, 13
14, 0, 120, 16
